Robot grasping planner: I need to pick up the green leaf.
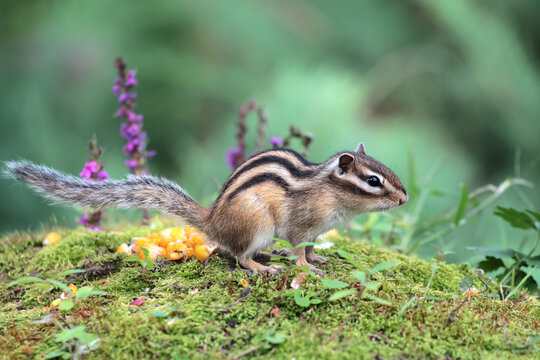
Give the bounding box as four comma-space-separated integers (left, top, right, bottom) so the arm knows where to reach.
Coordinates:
364, 293, 392, 306
526, 255, 540, 267
520, 265, 540, 287
55, 325, 87, 342
363, 281, 380, 291
35, 283, 54, 292
123, 256, 142, 263
494, 206, 536, 230
76, 286, 107, 299
369, 261, 400, 274
310, 298, 322, 304
525, 210, 540, 224
153, 310, 168, 318
7, 276, 43, 287
466, 246, 518, 259
52, 269, 85, 279
505, 266, 537, 301
46, 279, 72, 293
268, 261, 288, 268
336, 249, 364, 270
478, 257, 506, 273
58, 300, 74, 311
320, 278, 349, 289
454, 184, 468, 226
397, 295, 418, 316
293, 291, 310, 307
329, 289, 356, 301
265, 332, 287, 344
272, 238, 293, 249
294, 242, 318, 249
351, 270, 366, 283
44, 349, 69, 359
140, 247, 152, 267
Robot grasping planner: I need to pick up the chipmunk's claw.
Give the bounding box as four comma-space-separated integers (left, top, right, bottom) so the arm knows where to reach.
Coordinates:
266, 264, 285, 275
308, 255, 328, 265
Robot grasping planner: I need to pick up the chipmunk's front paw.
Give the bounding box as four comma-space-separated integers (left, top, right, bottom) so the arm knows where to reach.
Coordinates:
307, 254, 327, 265
266, 264, 285, 275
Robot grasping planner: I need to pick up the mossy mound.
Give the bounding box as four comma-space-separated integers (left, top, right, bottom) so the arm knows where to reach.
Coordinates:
0, 222, 538, 359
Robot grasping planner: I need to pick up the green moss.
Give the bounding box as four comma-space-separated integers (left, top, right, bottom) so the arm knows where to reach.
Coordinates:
0, 225, 538, 359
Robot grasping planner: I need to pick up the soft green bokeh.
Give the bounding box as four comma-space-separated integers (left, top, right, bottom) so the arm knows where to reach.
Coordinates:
1, 1, 539, 264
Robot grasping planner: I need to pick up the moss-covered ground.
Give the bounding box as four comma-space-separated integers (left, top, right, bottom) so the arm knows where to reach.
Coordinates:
0, 219, 538, 360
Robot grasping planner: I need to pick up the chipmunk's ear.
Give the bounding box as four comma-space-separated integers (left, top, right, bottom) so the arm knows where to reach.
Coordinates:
355, 142, 366, 155
338, 154, 355, 174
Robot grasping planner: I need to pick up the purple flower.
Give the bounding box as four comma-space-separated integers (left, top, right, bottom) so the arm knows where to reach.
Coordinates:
126, 124, 140, 137
270, 137, 283, 146
80, 161, 98, 179
225, 146, 243, 169
112, 85, 120, 96
97, 170, 109, 181
147, 150, 157, 159
117, 108, 128, 118
88, 225, 103, 231
79, 213, 89, 225
128, 112, 143, 123
114, 77, 123, 85
118, 93, 135, 103
125, 159, 138, 170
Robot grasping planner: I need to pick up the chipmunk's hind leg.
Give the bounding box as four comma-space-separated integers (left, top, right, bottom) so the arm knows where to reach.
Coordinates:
306, 245, 328, 265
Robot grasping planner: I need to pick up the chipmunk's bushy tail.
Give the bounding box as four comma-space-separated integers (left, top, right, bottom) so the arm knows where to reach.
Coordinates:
3, 160, 208, 229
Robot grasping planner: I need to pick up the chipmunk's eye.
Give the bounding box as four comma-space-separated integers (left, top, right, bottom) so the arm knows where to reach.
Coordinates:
366, 176, 381, 187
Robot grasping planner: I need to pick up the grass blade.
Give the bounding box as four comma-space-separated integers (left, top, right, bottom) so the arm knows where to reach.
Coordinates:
454, 184, 468, 226
370, 261, 400, 274
423, 262, 437, 298
398, 295, 418, 316
505, 266, 537, 301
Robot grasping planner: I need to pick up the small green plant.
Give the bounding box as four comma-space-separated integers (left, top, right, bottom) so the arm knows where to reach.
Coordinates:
325, 250, 399, 305
44, 325, 100, 360
269, 239, 321, 308
469, 206, 540, 295
123, 246, 155, 282
7, 269, 84, 293
7, 269, 107, 359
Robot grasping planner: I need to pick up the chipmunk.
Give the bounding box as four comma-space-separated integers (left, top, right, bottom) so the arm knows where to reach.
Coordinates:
4, 142, 407, 274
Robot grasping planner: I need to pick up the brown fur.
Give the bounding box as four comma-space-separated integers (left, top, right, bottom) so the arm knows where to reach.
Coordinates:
4, 145, 407, 275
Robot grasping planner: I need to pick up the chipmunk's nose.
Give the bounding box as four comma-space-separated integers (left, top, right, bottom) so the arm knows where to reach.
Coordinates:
398, 191, 408, 206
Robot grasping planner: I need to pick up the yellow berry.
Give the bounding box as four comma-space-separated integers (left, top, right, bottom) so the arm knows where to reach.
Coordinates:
116, 243, 132, 254
50, 299, 62, 307
68, 284, 78, 294
43, 232, 61, 246
194, 244, 211, 262
166, 241, 186, 261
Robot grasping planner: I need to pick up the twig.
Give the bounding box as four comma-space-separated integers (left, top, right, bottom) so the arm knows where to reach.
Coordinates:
232, 343, 266, 360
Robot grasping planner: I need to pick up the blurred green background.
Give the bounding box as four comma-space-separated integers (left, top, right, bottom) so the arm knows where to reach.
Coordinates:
1, 0, 539, 265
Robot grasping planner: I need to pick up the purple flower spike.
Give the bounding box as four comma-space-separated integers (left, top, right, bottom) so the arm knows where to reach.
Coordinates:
270, 137, 283, 146
114, 58, 154, 176
78, 139, 107, 231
